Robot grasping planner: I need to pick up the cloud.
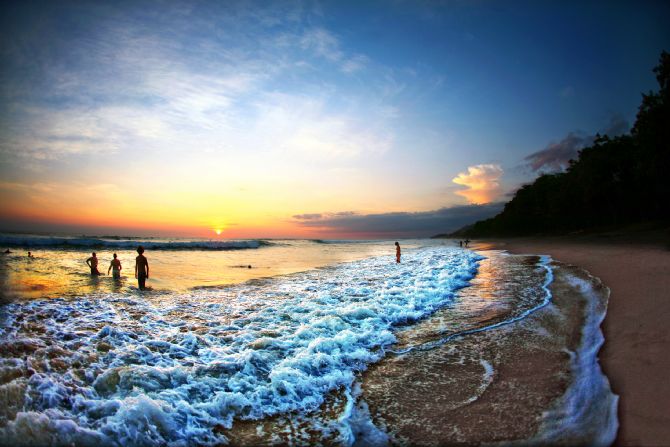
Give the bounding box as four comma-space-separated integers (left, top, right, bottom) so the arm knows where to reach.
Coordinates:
252, 93, 392, 158
299, 27, 368, 73
452, 164, 504, 204
293, 211, 356, 222
301, 28, 343, 61
524, 132, 586, 172
291, 203, 504, 237
0, 3, 391, 171
601, 113, 629, 137
293, 213, 322, 220
524, 114, 630, 172
341, 54, 369, 74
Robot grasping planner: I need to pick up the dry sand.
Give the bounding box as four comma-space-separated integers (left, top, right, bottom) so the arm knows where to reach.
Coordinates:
481, 233, 670, 446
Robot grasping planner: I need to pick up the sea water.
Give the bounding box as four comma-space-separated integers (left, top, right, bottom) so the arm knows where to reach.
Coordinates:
0, 235, 617, 446
0, 236, 428, 298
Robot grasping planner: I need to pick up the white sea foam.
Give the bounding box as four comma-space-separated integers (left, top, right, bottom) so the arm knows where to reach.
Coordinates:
530, 273, 619, 446
0, 247, 482, 446
488, 262, 619, 447
344, 383, 390, 447
390, 254, 555, 355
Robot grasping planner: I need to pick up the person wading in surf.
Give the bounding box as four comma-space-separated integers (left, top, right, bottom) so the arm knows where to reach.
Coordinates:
134, 246, 149, 290
108, 253, 122, 279
86, 252, 101, 275
395, 241, 401, 263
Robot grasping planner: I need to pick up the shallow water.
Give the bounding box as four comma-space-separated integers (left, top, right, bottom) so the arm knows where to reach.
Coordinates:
359, 253, 617, 446
0, 238, 432, 299
0, 238, 617, 446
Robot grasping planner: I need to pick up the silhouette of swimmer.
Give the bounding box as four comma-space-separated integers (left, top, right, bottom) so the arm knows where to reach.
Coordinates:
28, 251, 34, 258
134, 246, 149, 290
86, 252, 101, 275
395, 241, 401, 263
108, 253, 122, 279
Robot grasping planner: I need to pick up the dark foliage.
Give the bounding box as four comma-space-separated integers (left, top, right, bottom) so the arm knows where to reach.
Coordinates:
452, 51, 670, 237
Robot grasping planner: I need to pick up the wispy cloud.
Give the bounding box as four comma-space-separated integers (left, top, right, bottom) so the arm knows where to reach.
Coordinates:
452, 164, 504, 204
524, 114, 629, 172
293, 213, 323, 220
524, 132, 585, 172
301, 28, 343, 61
299, 27, 369, 73
341, 54, 370, 74
0, 3, 392, 171
251, 93, 392, 158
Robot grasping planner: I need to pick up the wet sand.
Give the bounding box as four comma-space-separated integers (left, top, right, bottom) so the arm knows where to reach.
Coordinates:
218, 250, 615, 445
0, 242, 640, 445
480, 234, 670, 446
361, 253, 616, 446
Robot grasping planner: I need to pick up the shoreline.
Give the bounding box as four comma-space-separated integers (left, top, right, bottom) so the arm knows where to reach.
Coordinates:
360, 249, 617, 445
476, 234, 670, 446
1, 238, 665, 444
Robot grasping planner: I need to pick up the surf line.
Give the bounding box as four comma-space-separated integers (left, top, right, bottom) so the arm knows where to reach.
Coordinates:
387, 254, 555, 356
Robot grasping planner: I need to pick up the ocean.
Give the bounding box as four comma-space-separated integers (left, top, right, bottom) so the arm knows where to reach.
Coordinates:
0, 234, 618, 446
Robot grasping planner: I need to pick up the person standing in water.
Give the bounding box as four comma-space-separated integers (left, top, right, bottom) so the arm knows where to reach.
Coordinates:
86, 252, 101, 275
395, 241, 401, 263
108, 253, 122, 279
134, 246, 149, 290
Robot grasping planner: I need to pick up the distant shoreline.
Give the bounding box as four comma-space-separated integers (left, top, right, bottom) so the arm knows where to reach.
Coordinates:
473, 232, 670, 446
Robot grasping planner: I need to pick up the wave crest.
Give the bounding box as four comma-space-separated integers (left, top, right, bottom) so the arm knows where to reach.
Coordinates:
0, 235, 270, 250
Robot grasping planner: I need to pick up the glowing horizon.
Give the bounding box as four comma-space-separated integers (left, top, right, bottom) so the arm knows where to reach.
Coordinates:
1, 2, 667, 238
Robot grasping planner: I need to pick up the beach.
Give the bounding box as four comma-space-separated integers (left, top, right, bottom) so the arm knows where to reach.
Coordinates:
0, 235, 621, 445
480, 233, 670, 446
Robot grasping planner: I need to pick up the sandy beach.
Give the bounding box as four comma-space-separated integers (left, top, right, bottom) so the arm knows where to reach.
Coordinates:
0, 240, 619, 445
481, 232, 670, 446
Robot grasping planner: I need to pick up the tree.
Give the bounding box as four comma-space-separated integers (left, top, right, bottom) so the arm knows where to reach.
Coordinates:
451, 51, 669, 238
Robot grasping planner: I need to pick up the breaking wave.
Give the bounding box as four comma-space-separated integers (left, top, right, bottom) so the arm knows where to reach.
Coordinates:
0, 247, 482, 446
0, 235, 271, 251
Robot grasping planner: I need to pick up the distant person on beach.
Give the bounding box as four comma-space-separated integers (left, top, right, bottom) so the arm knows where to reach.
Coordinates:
27, 251, 34, 258
459, 240, 463, 248
395, 241, 401, 263
134, 246, 149, 290
464, 239, 470, 248
108, 253, 122, 279
86, 252, 101, 275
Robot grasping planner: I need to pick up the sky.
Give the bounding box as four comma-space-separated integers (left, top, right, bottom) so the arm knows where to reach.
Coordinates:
0, 0, 668, 238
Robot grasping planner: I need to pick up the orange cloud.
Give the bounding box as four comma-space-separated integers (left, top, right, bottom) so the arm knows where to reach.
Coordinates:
452, 164, 503, 204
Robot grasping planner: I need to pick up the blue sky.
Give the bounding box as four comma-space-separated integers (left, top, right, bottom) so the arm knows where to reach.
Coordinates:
0, 0, 668, 237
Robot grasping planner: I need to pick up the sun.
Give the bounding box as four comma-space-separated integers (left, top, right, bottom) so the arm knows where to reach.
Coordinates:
214, 229, 222, 235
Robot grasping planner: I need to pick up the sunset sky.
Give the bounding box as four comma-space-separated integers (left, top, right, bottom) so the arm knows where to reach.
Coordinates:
1, 1, 668, 238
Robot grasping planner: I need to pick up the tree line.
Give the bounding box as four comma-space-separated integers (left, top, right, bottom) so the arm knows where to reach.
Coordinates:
451, 51, 669, 237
